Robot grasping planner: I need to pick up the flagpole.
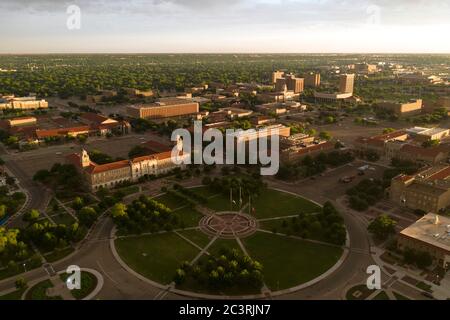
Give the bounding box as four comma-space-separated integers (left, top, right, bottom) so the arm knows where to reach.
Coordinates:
239, 186, 242, 209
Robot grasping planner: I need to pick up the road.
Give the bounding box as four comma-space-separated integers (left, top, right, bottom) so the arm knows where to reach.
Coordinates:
0, 158, 388, 300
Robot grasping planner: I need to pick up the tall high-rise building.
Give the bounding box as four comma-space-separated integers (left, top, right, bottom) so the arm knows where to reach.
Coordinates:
271, 71, 285, 84
275, 78, 287, 92
285, 74, 304, 94
305, 73, 321, 88
339, 74, 355, 94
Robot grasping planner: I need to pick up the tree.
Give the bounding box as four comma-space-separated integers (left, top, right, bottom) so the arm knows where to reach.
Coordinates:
78, 207, 97, 227
77, 134, 88, 144
128, 145, 148, 159
15, 277, 27, 290
0, 205, 6, 220
416, 251, 433, 269
5, 136, 19, 146
111, 203, 127, 219
72, 197, 84, 211
33, 169, 51, 182
319, 131, 332, 141
23, 209, 40, 222
174, 268, 186, 285
368, 214, 397, 240
422, 139, 440, 148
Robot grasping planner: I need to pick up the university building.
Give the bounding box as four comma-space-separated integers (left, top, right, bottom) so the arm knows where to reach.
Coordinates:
66, 139, 188, 191
354, 130, 450, 164
0, 96, 48, 110
390, 165, 450, 213
127, 98, 199, 119
377, 99, 423, 117
398, 213, 450, 268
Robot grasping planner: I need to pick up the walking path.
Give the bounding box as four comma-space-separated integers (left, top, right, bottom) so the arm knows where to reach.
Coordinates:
371, 246, 450, 300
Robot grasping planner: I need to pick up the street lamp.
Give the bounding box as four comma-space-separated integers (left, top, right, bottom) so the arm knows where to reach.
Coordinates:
23, 263, 26, 272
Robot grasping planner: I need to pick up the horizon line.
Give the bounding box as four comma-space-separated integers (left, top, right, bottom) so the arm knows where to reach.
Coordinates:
1, 52, 450, 55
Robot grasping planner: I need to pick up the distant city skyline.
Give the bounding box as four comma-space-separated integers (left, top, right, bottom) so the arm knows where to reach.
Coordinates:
0, 0, 449, 53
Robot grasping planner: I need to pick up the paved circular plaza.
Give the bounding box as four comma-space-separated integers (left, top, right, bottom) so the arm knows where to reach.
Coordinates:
199, 212, 258, 239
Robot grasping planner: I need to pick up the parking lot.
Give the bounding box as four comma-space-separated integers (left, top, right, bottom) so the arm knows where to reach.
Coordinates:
4, 131, 172, 179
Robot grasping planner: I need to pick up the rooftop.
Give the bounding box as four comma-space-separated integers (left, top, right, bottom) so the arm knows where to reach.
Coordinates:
129, 98, 198, 110
400, 213, 450, 253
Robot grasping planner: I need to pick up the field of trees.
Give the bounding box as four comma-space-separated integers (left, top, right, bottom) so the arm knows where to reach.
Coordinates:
1, 54, 448, 99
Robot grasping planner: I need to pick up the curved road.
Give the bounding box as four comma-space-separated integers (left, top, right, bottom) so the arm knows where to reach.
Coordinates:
0, 169, 375, 300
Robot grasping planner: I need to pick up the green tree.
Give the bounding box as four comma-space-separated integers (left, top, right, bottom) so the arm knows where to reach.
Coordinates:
128, 145, 148, 159
15, 277, 27, 290
77, 134, 88, 144
0, 205, 6, 220
78, 206, 97, 227
111, 203, 128, 219
382, 128, 396, 134
416, 251, 433, 269
72, 197, 84, 211
24, 209, 40, 222
368, 214, 397, 240
422, 139, 440, 148
319, 131, 332, 141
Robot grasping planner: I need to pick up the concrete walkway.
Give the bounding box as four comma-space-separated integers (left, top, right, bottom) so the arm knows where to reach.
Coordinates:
371, 246, 450, 300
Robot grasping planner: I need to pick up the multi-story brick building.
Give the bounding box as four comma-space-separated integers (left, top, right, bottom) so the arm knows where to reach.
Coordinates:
398, 213, 450, 267
67, 138, 188, 191
304, 72, 321, 88
0, 96, 48, 110
390, 165, 450, 213
377, 99, 423, 117
127, 98, 199, 119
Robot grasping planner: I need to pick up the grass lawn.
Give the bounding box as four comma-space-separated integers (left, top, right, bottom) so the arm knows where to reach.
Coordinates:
345, 284, 374, 300
25, 279, 62, 300
372, 291, 390, 300
44, 247, 75, 263
207, 238, 242, 256
50, 212, 76, 226
251, 189, 321, 219
416, 281, 433, 293
199, 193, 243, 212
116, 185, 140, 197
243, 232, 342, 291
189, 186, 220, 198
259, 217, 330, 243
115, 232, 200, 285
177, 229, 212, 248
393, 291, 410, 300
0, 287, 27, 300
60, 271, 98, 300
153, 193, 186, 209
173, 207, 203, 228
0, 259, 42, 281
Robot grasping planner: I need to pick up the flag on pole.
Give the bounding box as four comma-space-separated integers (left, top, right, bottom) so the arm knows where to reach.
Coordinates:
239, 187, 242, 206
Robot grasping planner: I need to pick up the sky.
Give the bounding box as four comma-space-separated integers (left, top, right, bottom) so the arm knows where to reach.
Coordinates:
0, 0, 449, 53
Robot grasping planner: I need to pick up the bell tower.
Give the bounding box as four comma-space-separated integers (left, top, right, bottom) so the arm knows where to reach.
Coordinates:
81, 149, 90, 168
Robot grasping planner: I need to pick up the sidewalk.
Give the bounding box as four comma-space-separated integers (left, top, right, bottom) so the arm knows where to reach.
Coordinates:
371, 246, 450, 300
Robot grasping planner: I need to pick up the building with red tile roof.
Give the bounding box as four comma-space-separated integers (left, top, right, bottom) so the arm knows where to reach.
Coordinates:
390, 165, 450, 213
66, 138, 188, 191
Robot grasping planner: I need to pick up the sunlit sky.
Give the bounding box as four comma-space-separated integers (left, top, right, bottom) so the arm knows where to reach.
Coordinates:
0, 0, 449, 53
